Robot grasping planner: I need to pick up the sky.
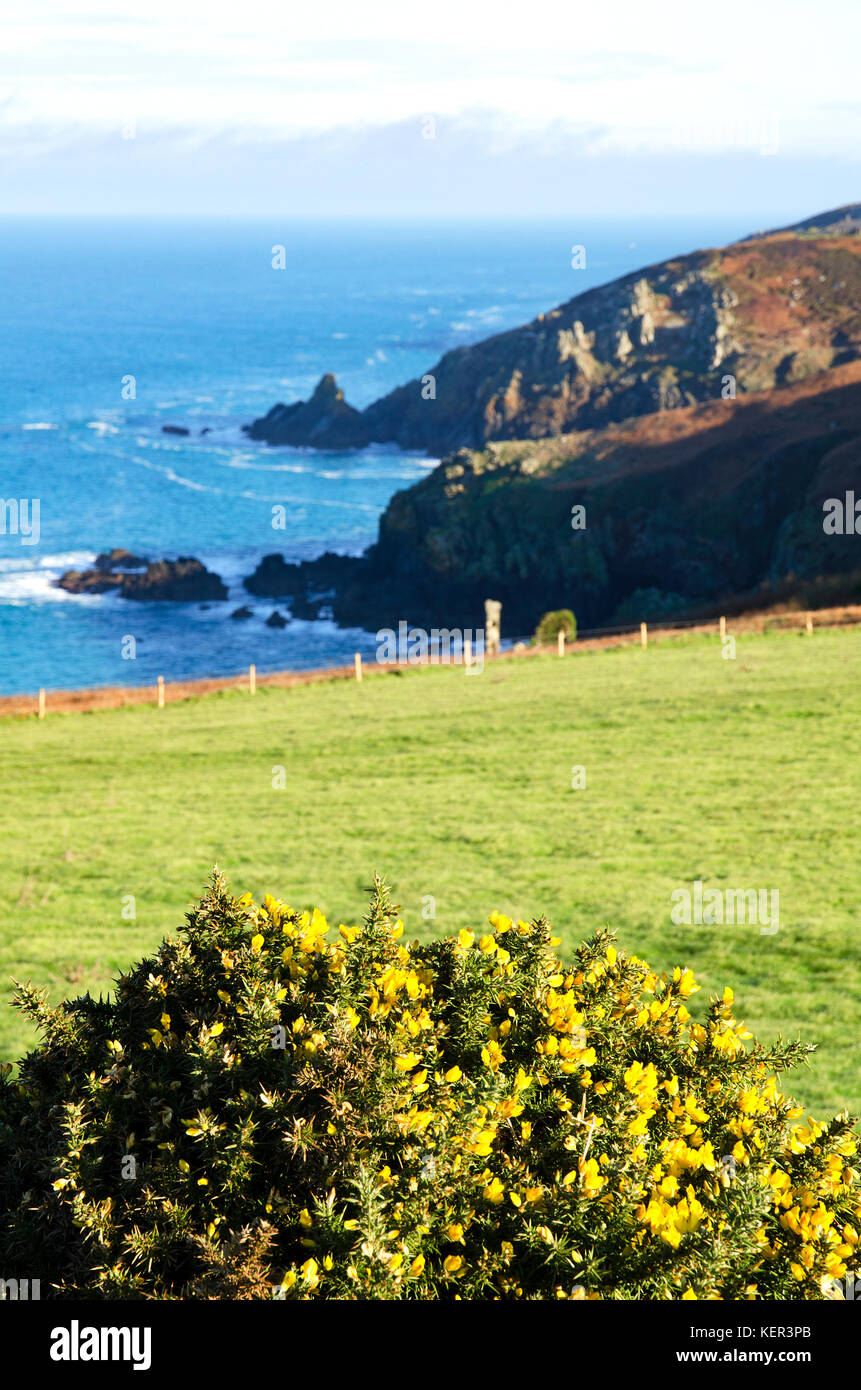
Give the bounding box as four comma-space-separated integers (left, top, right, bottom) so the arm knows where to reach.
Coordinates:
1, 0, 859, 219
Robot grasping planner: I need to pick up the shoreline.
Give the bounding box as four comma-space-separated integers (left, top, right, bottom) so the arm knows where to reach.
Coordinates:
3, 602, 860, 720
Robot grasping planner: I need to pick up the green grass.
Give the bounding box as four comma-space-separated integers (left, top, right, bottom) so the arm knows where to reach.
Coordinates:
1, 626, 859, 1119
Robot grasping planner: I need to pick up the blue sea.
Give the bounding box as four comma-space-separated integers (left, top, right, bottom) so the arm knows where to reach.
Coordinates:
0, 215, 752, 695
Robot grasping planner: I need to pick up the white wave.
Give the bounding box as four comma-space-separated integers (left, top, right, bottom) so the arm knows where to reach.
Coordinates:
21, 422, 57, 431
0, 550, 93, 575
0, 550, 103, 602
215, 456, 310, 475
237, 489, 378, 512
86, 420, 119, 435
127, 454, 221, 493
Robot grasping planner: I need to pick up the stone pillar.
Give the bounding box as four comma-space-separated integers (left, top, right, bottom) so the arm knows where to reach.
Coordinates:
484, 599, 501, 656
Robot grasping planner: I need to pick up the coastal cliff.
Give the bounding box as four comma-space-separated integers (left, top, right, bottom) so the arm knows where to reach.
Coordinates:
246, 205, 861, 456
245, 363, 861, 633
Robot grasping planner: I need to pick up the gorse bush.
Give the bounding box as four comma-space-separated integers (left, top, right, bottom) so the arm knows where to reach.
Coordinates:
533, 609, 576, 646
0, 871, 858, 1300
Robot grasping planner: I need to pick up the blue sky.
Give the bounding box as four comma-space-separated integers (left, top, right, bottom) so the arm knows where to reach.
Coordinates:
2, 0, 859, 219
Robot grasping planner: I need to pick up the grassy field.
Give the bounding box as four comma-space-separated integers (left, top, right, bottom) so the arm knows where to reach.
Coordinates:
0, 625, 859, 1118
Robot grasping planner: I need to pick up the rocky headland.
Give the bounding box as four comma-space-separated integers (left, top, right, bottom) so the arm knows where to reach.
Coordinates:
245, 205, 861, 456
244, 363, 861, 634
240, 205, 861, 636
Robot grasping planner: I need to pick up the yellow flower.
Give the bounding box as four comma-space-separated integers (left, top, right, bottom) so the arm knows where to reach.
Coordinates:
409, 1254, 425, 1277
209, 1021, 224, 1037
447, 1223, 465, 1244
483, 1177, 505, 1204
251, 933, 264, 954
579, 1158, 607, 1197
395, 1053, 421, 1072
444, 1066, 462, 1083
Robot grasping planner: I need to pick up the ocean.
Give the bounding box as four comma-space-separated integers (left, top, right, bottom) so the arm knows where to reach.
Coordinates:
0, 214, 752, 695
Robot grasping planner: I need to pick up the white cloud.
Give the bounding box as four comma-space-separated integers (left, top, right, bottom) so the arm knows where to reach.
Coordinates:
2, 0, 860, 155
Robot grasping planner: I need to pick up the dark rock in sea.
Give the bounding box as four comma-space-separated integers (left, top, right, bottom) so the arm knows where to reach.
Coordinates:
244, 373, 370, 450
200, 427, 212, 435
230, 605, 254, 620
56, 557, 228, 602
162, 425, 190, 436
121, 559, 228, 602
94, 548, 149, 571
54, 569, 120, 596
264, 610, 288, 628
244, 550, 355, 598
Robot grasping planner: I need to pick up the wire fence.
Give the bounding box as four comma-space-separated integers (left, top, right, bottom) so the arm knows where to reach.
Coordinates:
7, 603, 861, 721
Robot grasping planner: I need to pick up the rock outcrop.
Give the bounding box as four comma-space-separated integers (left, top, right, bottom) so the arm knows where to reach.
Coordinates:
246, 207, 861, 456
57, 557, 228, 602
244, 373, 366, 450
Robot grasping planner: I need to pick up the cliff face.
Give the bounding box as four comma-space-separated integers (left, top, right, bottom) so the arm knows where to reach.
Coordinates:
248, 363, 861, 633
246, 206, 861, 455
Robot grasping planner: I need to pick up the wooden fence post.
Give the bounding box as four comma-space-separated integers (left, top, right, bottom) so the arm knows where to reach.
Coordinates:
354, 653, 362, 682
640, 622, 648, 650
806, 613, 813, 635
720, 615, 726, 640
557, 628, 565, 657
38, 688, 46, 720
249, 664, 256, 695
157, 676, 165, 709
464, 636, 472, 669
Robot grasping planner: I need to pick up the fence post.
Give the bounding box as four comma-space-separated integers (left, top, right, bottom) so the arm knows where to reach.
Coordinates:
720, 615, 726, 640
157, 676, 165, 709
249, 663, 256, 695
354, 652, 362, 682
464, 636, 472, 669
557, 628, 565, 657
38, 688, 46, 720
640, 622, 648, 650
806, 612, 813, 635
